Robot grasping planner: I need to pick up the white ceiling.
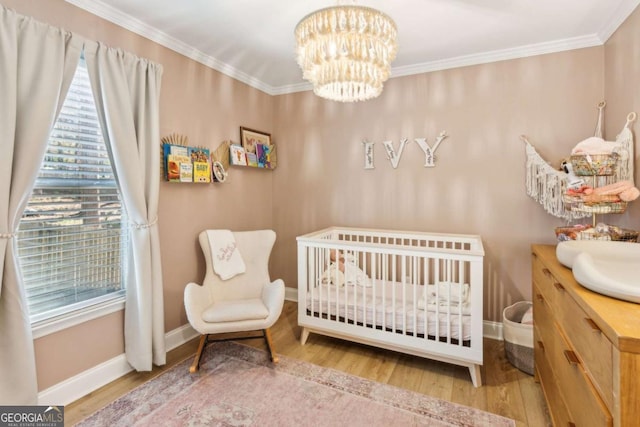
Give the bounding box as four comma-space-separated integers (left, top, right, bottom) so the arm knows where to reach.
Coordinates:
66, 0, 640, 95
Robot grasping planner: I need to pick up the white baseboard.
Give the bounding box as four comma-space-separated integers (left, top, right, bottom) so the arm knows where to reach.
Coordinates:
284, 287, 298, 302
483, 320, 503, 341
38, 354, 132, 406
165, 322, 199, 351
38, 291, 504, 405
37, 323, 200, 406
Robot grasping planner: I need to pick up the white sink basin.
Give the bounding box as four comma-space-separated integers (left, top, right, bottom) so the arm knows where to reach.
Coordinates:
556, 240, 640, 304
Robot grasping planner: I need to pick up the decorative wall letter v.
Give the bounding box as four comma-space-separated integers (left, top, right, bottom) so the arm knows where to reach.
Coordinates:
382, 138, 409, 169
414, 131, 448, 167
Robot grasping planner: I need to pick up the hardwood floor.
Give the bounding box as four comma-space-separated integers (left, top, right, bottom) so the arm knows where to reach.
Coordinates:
65, 301, 551, 426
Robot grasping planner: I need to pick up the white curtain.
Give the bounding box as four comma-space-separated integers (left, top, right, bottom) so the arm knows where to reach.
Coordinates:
0, 6, 82, 404
84, 41, 166, 370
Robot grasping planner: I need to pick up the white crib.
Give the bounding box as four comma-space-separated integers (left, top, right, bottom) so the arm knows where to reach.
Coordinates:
296, 227, 485, 387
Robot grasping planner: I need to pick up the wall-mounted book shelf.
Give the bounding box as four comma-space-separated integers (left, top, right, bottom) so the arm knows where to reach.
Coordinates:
230, 126, 277, 170
229, 143, 277, 169
162, 143, 218, 183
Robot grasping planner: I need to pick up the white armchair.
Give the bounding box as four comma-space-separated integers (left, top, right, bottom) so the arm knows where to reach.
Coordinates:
184, 229, 285, 373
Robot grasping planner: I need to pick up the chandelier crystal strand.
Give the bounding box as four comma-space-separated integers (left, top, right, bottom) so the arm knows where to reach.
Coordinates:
295, 6, 398, 102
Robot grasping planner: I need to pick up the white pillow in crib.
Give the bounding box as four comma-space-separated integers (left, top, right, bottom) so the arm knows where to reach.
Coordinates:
428, 282, 470, 303
320, 264, 345, 287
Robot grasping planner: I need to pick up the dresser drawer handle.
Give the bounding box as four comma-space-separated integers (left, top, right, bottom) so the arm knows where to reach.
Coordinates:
537, 340, 545, 352
542, 268, 552, 278
535, 293, 545, 302
564, 350, 580, 366
553, 282, 565, 291
568, 423, 576, 427
584, 317, 602, 333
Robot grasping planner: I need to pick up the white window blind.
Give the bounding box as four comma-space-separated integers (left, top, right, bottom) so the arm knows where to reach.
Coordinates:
17, 57, 128, 323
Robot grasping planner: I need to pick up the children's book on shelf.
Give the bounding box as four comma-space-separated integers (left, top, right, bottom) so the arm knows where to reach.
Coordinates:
193, 161, 211, 183
188, 147, 210, 164
263, 144, 273, 169
167, 154, 191, 182
246, 152, 258, 167
163, 143, 190, 181
179, 162, 193, 182
166, 156, 179, 181
256, 143, 267, 168
170, 145, 188, 157
189, 147, 211, 183
229, 144, 247, 166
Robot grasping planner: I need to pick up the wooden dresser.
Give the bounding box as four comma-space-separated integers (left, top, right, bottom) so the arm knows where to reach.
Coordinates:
532, 244, 640, 427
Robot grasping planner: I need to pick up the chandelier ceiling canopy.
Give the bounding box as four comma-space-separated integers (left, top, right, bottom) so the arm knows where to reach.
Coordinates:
294, 5, 398, 103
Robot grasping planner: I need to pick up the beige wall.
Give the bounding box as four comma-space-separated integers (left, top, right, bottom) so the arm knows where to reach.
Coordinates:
604, 6, 640, 229
2, 0, 638, 394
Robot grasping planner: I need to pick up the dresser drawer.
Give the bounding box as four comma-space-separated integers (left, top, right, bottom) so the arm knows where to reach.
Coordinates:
533, 283, 556, 359
556, 287, 614, 411
551, 326, 612, 427
532, 254, 563, 313
534, 326, 574, 427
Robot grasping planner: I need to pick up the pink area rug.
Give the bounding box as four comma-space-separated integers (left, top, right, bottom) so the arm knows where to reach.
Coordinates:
76, 342, 514, 426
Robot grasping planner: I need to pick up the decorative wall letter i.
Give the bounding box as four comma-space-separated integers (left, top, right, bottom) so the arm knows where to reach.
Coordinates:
362, 140, 375, 169
414, 131, 448, 167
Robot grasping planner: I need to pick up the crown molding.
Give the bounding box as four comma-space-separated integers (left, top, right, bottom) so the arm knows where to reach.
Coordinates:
389, 34, 603, 79
270, 81, 312, 96
65, 0, 275, 95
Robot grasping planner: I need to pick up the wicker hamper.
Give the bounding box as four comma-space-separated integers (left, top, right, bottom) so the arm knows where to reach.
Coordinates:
503, 301, 534, 375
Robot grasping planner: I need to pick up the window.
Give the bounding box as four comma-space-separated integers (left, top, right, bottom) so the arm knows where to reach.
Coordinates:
16, 56, 128, 324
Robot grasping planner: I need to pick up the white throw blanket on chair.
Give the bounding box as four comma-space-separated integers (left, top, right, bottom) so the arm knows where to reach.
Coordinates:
207, 230, 246, 280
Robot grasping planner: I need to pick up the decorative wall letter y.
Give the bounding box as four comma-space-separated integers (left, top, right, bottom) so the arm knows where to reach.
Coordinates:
414, 131, 448, 167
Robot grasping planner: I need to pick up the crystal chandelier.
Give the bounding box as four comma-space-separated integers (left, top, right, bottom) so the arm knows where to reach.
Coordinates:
294, 5, 398, 102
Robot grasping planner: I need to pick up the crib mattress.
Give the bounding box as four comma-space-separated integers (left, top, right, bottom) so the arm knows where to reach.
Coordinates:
305, 282, 472, 341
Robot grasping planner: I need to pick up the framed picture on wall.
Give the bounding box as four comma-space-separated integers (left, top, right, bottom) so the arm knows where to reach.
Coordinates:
240, 126, 271, 156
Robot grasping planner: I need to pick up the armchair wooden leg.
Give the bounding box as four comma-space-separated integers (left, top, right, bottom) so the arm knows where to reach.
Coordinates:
263, 328, 279, 364
190, 334, 208, 373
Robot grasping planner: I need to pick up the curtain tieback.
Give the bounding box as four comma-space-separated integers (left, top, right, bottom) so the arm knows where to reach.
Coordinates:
130, 217, 158, 230
0, 232, 16, 239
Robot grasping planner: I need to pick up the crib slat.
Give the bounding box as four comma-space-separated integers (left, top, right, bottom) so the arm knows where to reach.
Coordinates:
391, 253, 397, 333
422, 256, 429, 342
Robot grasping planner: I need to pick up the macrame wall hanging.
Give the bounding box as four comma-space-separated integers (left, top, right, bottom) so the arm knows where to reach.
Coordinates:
522, 135, 587, 221
522, 101, 636, 221
612, 112, 636, 185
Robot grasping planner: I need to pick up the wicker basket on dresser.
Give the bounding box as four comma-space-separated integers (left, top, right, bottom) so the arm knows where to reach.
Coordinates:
531, 244, 640, 427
